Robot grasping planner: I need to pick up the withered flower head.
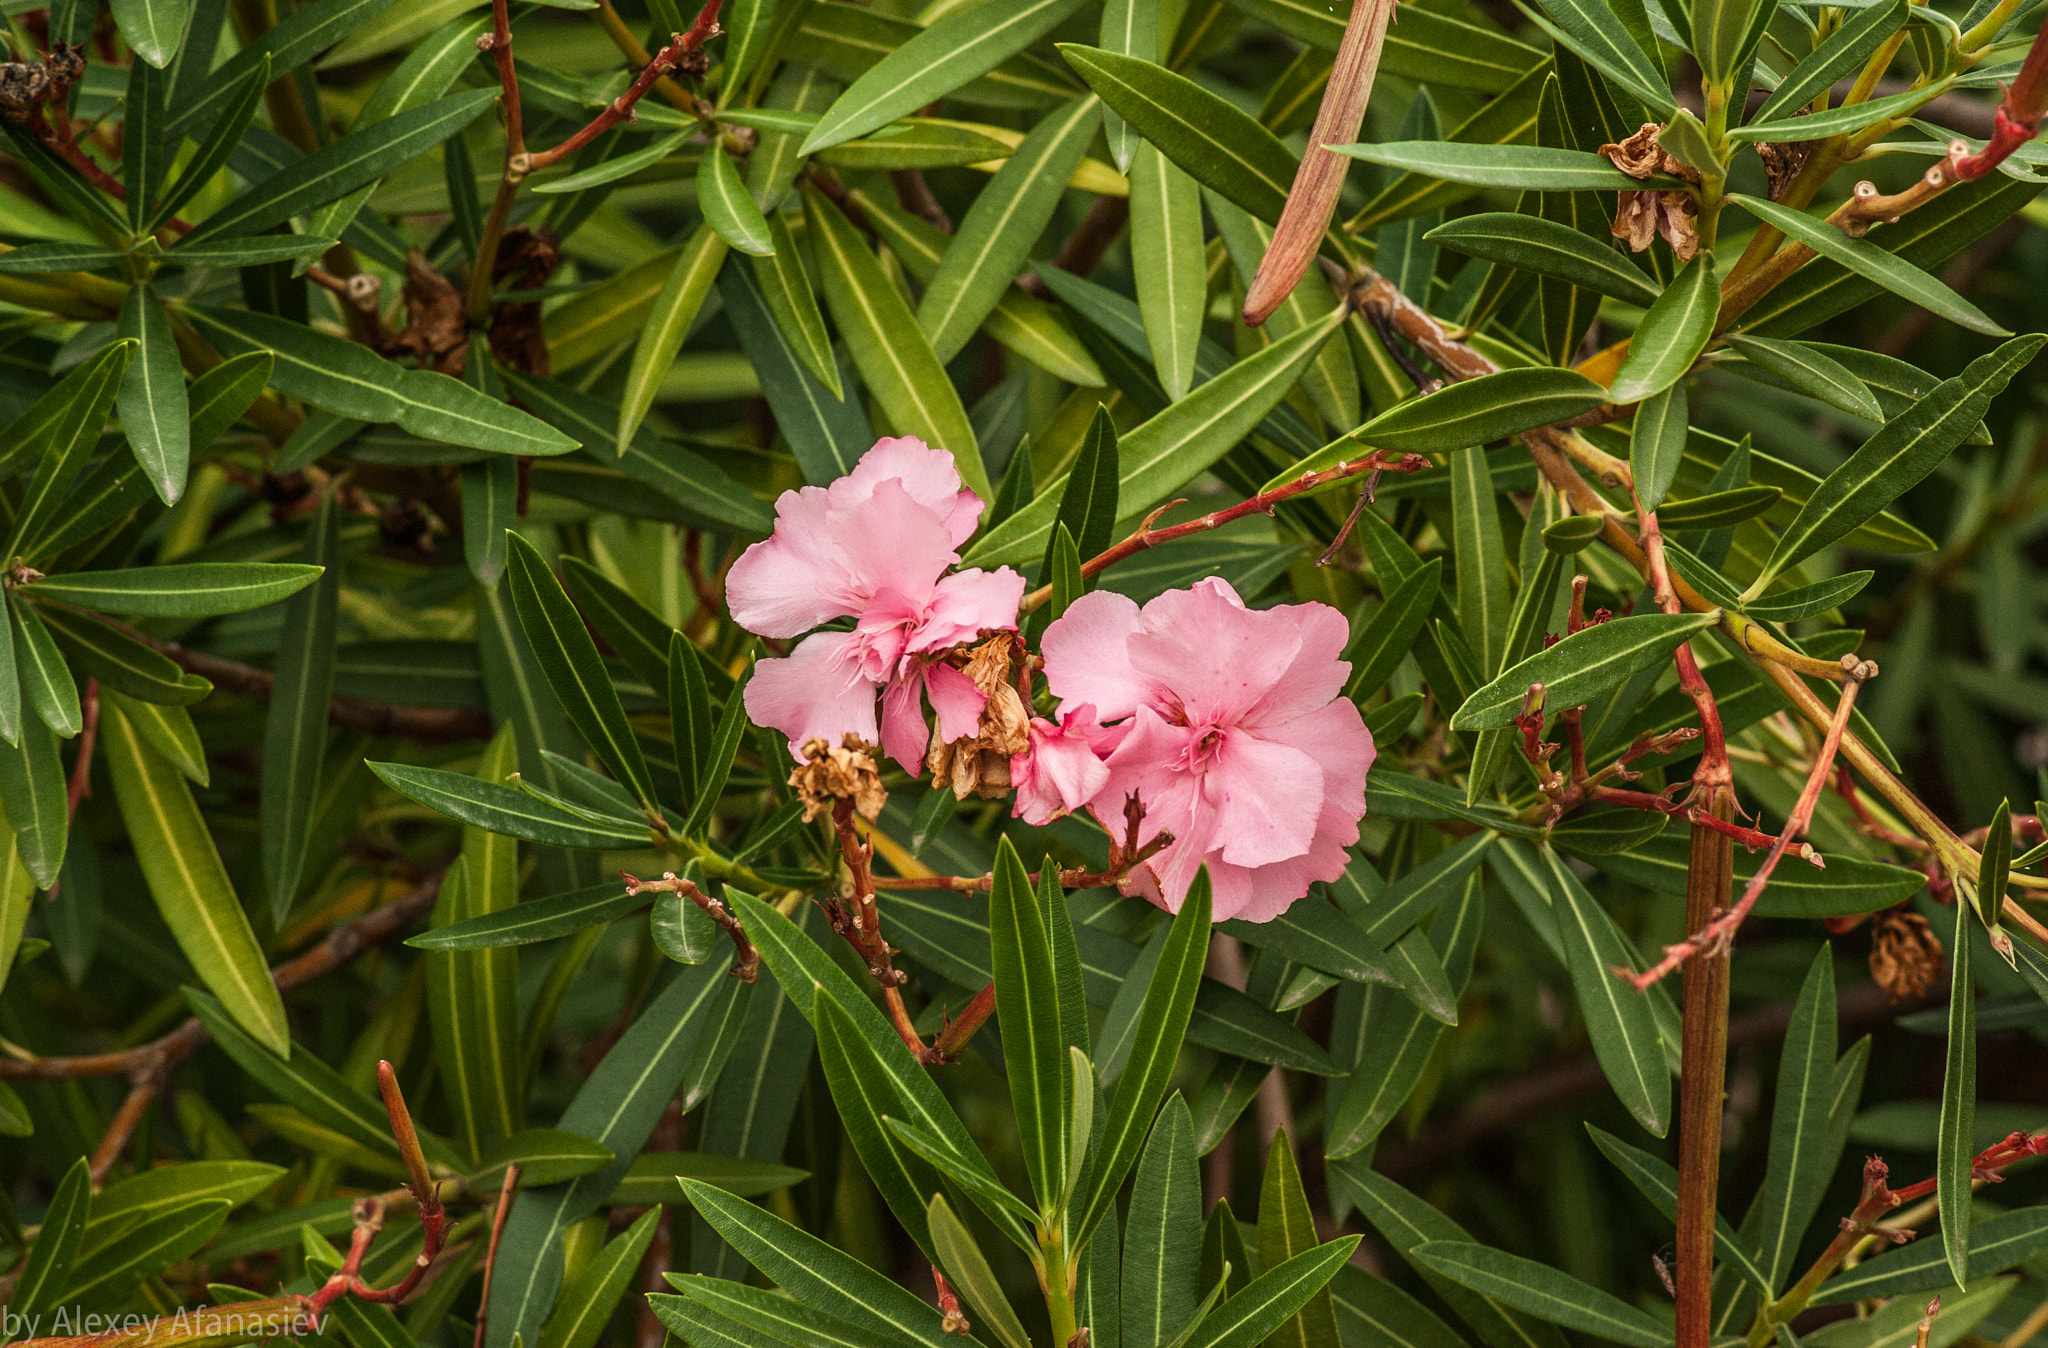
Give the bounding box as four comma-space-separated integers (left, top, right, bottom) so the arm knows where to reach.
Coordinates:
1600, 122, 1703, 261
1756, 136, 1813, 202
928, 635, 1031, 800
791, 734, 886, 823
1870, 909, 1944, 1003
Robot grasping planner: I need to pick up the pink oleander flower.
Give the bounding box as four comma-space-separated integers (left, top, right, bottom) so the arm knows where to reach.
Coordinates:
728, 437, 1025, 773
1010, 704, 1121, 827
1031, 578, 1374, 923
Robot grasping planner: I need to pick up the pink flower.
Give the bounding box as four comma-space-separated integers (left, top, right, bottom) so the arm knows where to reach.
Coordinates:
729, 438, 1025, 772
1033, 578, 1374, 923
1010, 704, 1122, 826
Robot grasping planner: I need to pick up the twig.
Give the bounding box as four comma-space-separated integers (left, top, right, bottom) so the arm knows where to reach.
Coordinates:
471, 1163, 521, 1348
889, 168, 952, 234
621, 871, 759, 981
1018, 450, 1428, 613
65, 677, 98, 819
825, 798, 929, 1059
1626, 658, 1875, 990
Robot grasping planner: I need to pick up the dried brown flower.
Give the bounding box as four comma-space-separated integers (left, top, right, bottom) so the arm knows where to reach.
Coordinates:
381, 249, 469, 376
791, 735, 886, 823
1600, 122, 1703, 261
0, 44, 84, 126
927, 636, 1031, 800
487, 226, 560, 377
1870, 909, 1944, 1003
1756, 136, 1813, 202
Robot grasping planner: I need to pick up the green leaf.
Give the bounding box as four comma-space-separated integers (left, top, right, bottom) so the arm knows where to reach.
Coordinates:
1816, 1207, 2048, 1303
1343, 557, 1443, 701
1184, 1237, 1363, 1348
657, 1280, 897, 1348
1335, 141, 1664, 191
858, 188, 1104, 386
1732, 194, 2008, 337
1329, 1266, 1470, 1348
1746, 945, 1842, 1289
61, 1199, 230, 1309
1590, 833, 1924, 917
35, 607, 206, 706
102, 701, 287, 1055
680, 656, 755, 839
1743, 571, 1874, 622
1221, 0, 1542, 92
1126, 1095, 1203, 1347
114, 0, 191, 69
1543, 514, 1606, 552
1632, 382, 1689, 512
1058, 44, 1297, 222
530, 129, 691, 195
11, 1157, 89, 1316
1073, 870, 1211, 1248
1750, 334, 2045, 592
1608, 252, 1717, 405
1452, 448, 1512, 674
650, 886, 719, 965
23, 563, 322, 617
470, 1128, 616, 1189
485, 956, 737, 1348
1585, 1124, 1771, 1291
406, 880, 642, 950
1259, 1132, 1344, 1348
801, 0, 1090, 152
461, 456, 516, 588
1730, 84, 1944, 145
1453, 611, 1718, 729
1127, 140, 1205, 400
618, 223, 730, 458
681, 1180, 966, 1347
262, 495, 342, 925
116, 287, 189, 510
505, 532, 657, 814
1518, 0, 1672, 113
1409, 1242, 1667, 1347
1426, 212, 1660, 305
163, 235, 342, 267
1979, 798, 2012, 936
0, 680, 62, 889
752, 209, 843, 397
154, 54, 272, 229
183, 306, 578, 456
367, 762, 648, 848
1750, 0, 1907, 125
988, 836, 1067, 1212
1722, 335, 1884, 421
967, 308, 1344, 566
1335, 1164, 1571, 1348
1543, 848, 1670, 1135
10, 597, 75, 740
805, 187, 988, 497
4, 341, 136, 561
183, 91, 496, 245
540, 1208, 662, 1348
698, 141, 776, 257
929, 1195, 1032, 1348
1938, 898, 1976, 1288
920, 96, 1100, 363
1357, 369, 1608, 452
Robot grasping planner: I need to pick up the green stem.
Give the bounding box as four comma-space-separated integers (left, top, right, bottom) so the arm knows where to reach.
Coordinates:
1041, 1226, 1079, 1347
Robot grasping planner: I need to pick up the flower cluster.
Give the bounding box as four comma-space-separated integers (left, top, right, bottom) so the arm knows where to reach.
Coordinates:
727, 439, 1373, 922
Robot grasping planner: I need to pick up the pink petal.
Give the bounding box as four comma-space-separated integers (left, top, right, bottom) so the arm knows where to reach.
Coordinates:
1010, 712, 1113, 825
909, 567, 1025, 654
744, 633, 879, 757
726, 485, 864, 638
924, 662, 987, 743
880, 672, 931, 775
1205, 730, 1323, 868
1041, 589, 1150, 722
1127, 578, 1302, 727
827, 479, 960, 610
1242, 599, 1354, 727
838, 436, 985, 546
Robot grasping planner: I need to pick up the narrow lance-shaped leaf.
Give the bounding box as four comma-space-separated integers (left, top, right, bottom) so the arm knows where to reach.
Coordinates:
1356, 368, 1608, 452
101, 699, 290, 1056
1544, 848, 1671, 1136
1125, 1095, 1203, 1347
1748, 334, 2045, 594
618, 223, 729, 461
11, 597, 76, 740
929, 1195, 1032, 1348
1608, 252, 1717, 406
751, 208, 843, 398
1098, 0, 1156, 170
10, 1157, 90, 1316
804, 186, 987, 498
506, 532, 659, 815
262, 490, 338, 923
1409, 1242, 1668, 1348
1426, 212, 1661, 305
1453, 611, 1718, 730
699, 140, 776, 257
1938, 897, 1976, 1288
4, 341, 136, 561
991, 836, 1068, 1210
461, 456, 516, 589
1129, 140, 1205, 400
0, 712, 65, 889
1632, 382, 1689, 513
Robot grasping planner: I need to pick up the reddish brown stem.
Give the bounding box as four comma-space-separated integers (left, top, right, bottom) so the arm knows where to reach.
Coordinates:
1676, 784, 1736, 1348
621, 871, 759, 980
927, 982, 998, 1065
1020, 450, 1430, 612
525, 8, 721, 172
471, 1163, 521, 1348
65, 677, 99, 819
